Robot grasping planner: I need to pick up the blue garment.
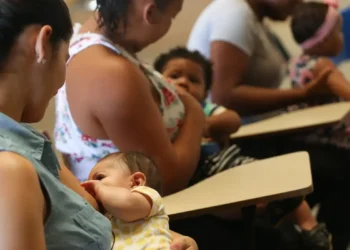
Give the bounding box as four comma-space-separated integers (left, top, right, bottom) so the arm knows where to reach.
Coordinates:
0, 112, 112, 250
332, 7, 350, 65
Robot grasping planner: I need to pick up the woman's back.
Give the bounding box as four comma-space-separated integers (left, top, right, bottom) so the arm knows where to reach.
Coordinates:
55, 24, 185, 182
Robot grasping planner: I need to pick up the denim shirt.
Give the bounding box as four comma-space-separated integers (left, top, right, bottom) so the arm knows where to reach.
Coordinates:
0, 113, 112, 250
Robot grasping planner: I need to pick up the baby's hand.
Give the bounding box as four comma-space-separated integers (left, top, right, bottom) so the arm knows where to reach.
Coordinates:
80, 180, 102, 200
305, 66, 333, 97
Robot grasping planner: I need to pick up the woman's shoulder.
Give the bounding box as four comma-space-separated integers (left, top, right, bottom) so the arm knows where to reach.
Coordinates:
68, 46, 148, 95
209, 0, 255, 19
97, 54, 151, 96
71, 51, 156, 117
0, 151, 38, 177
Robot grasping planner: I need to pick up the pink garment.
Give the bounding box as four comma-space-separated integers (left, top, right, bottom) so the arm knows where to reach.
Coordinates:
301, 5, 340, 50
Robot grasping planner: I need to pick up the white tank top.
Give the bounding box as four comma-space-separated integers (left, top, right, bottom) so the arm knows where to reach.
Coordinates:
54, 24, 185, 182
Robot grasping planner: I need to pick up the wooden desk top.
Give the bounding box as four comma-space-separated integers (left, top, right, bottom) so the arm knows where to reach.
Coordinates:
164, 152, 313, 219
231, 102, 350, 140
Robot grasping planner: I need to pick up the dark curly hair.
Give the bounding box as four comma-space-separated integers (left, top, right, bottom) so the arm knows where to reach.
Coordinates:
96, 0, 172, 39
154, 47, 213, 91
0, 0, 72, 68
291, 2, 330, 45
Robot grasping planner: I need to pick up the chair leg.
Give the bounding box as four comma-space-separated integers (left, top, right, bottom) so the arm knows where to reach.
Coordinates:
242, 205, 257, 250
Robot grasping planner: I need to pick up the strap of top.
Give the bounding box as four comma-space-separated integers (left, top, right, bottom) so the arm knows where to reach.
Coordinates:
67, 23, 140, 66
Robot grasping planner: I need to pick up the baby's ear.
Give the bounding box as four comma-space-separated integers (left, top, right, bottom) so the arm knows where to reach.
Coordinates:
131, 172, 147, 187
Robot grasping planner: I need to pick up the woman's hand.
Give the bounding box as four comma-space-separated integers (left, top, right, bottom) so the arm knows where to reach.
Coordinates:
175, 86, 203, 114
171, 235, 198, 250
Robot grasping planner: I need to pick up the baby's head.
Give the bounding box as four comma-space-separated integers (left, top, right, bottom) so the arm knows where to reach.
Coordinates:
89, 152, 162, 194
291, 1, 343, 57
154, 47, 212, 103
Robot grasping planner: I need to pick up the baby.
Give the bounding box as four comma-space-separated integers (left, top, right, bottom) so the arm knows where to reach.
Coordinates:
154, 47, 332, 250
154, 47, 241, 149
81, 152, 172, 250
289, 0, 350, 101
290, 0, 350, 149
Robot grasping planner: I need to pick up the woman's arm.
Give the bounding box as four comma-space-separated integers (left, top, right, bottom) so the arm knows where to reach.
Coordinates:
313, 58, 350, 100
41, 130, 99, 210
327, 71, 350, 100
59, 164, 99, 209
0, 152, 46, 250
210, 41, 319, 115
90, 59, 204, 195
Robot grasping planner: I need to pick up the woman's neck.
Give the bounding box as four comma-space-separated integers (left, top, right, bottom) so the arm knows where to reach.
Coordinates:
82, 16, 140, 55
0, 73, 26, 122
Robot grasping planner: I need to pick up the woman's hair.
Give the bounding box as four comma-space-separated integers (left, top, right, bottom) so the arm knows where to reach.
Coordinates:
291, 2, 329, 44
96, 0, 172, 39
0, 0, 72, 67
154, 47, 213, 91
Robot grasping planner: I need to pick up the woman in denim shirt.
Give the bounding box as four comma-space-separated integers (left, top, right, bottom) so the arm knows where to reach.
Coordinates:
0, 0, 196, 249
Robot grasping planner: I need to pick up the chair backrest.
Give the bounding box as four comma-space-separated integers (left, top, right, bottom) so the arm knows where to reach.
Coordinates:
332, 7, 350, 65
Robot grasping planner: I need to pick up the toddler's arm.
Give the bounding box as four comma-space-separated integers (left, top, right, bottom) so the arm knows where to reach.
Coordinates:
204, 107, 241, 147
205, 109, 241, 137
81, 181, 152, 222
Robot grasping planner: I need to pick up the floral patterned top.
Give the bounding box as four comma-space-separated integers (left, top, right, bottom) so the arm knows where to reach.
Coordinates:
289, 55, 319, 88
54, 24, 185, 182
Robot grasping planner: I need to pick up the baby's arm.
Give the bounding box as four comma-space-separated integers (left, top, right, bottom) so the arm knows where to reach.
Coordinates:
81, 181, 152, 222
204, 108, 241, 147
205, 109, 241, 137
326, 70, 350, 100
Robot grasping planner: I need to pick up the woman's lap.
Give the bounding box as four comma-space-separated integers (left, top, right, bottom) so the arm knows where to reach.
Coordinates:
170, 215, 284, 250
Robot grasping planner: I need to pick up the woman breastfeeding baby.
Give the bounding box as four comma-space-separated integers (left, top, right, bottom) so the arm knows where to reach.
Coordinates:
289, 0, 350, 148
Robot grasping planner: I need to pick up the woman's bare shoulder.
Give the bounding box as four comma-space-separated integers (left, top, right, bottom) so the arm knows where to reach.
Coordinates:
69, 47, 149, 95
0, 151, 46, 238
0, 151, 39, 179
0, 151, 44, 206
